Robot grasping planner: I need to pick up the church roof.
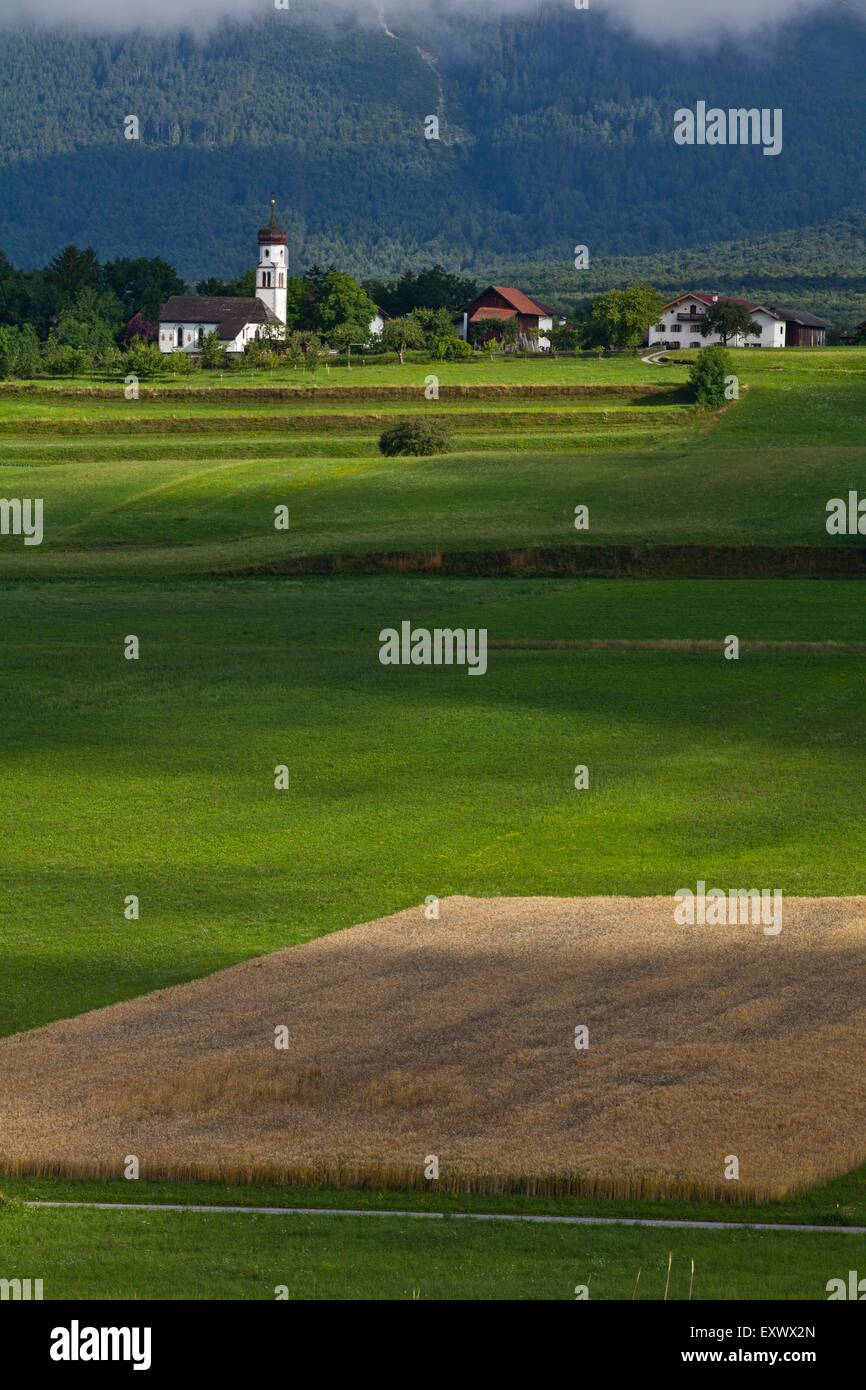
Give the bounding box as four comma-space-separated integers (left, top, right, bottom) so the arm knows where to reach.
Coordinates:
158, 295, 279, 340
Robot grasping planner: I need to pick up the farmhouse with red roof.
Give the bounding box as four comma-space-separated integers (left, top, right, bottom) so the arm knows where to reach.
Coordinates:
458, 285, 563, 350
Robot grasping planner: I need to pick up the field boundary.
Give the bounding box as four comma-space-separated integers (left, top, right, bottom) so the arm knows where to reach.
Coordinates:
0, 382, 687, 403
220, 543, 866, 580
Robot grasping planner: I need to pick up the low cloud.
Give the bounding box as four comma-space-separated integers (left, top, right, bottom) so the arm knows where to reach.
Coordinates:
0, 0, 852, 40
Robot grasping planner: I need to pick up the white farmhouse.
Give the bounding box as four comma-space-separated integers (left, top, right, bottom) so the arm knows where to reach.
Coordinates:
158, 202, 288, 355
648, 293, 786, 350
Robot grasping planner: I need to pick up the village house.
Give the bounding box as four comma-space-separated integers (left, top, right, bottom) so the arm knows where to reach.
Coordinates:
457, 286, 563, 351
648, 292, 828, 349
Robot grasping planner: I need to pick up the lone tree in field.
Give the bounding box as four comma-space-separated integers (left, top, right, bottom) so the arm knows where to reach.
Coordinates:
380, 314, 425, 364
700, 301, 762, 345
379, 417, 454, 456
688, 345, 735, 408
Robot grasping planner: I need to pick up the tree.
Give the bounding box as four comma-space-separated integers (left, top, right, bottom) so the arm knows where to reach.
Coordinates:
45, 245, 101, 307
327, 319, 370, 353
700, 301, 762, 345
379, 418, 454, 457
195, 270, 255, 299
0, 327, 11, 379
41, 332, 91, 377
56, 288, 122, 356
282, 329, 325, 372
590, 284, 664, 349
199, 331, 227, 369
316, 270, 377, 334
381, 314, 425, 364
364, 266, 479, 317
104, 257, 186, 322
409, 306, 462, 355
548, 323, 581, 352
688, 345, 735, 407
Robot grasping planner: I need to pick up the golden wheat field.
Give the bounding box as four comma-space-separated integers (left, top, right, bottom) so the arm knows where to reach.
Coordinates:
1, 895, 864, 1201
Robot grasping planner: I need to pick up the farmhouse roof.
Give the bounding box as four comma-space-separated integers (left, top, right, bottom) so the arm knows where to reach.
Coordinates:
490, 286, 551, 316
661, 292, 782, 320
158, 295, 278, 340
771, 306, 830, 328
470, 305, 519, 321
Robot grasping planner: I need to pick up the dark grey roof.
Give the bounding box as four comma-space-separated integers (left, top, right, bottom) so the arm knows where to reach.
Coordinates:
158, 296, 278, 340
771, 306, 830, 328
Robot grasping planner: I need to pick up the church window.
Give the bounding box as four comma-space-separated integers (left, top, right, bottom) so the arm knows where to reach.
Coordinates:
177, 326, 183, 347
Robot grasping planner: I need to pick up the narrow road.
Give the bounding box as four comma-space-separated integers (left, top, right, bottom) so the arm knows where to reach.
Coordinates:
24, 1200, 866, 1235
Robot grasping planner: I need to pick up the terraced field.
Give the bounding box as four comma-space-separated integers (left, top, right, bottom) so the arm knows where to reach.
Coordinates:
1, 351, 864, 578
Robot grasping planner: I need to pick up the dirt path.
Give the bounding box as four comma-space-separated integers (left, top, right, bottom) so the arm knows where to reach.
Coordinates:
23, 1200, 866, 1236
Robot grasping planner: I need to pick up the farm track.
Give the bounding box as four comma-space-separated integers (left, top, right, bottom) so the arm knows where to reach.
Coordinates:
22, 1201, 866, 1235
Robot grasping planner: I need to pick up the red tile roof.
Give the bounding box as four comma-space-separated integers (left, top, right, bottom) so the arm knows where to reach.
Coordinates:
491, 286, 550, 317
662, 292, 781, 320
469, 305, 519, 322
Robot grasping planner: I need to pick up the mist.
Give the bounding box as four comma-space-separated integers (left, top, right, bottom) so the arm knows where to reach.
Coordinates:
0, 0, 854, 43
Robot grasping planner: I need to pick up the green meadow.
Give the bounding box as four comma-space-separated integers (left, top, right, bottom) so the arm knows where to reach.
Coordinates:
0, 349, 864, 1299
1, 577, 863, 1037
2, 1196, 862, 1301
0, 349, 863, 577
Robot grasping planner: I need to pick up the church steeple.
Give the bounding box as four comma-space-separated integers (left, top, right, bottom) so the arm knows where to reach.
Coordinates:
256, 198, 288, 326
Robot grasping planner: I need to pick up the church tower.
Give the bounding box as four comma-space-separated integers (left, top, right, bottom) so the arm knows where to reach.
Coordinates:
256, 199, 288, 326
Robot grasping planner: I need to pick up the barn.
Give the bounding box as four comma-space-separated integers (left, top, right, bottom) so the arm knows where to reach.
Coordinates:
458, 286, 561, 350
771, 307, 830, 348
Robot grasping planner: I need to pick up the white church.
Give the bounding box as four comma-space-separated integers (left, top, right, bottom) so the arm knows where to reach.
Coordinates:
158, 201, 289, 355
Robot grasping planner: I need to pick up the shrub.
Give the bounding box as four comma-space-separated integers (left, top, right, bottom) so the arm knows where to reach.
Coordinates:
688, 344, 735, 408
167, 349, 201, 375
379, 417, 454, 457
123, 339, 165, 378
436, 335, 473, 361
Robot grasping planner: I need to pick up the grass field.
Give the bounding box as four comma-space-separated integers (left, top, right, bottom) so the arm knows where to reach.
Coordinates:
0, 349, 863, 1298
1, 577, 864, 1038
3, 1199, 863, 1300
0, 349, 863, 578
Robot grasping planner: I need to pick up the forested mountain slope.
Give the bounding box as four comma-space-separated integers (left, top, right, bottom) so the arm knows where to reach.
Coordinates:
0, 3, 864, 284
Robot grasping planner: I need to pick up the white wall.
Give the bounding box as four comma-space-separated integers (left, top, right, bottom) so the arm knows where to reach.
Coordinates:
158, 321, 262, 355
158, 322, 218, 354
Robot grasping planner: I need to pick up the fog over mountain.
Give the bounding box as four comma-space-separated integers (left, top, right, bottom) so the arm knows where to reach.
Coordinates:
0, 0, 854, 41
